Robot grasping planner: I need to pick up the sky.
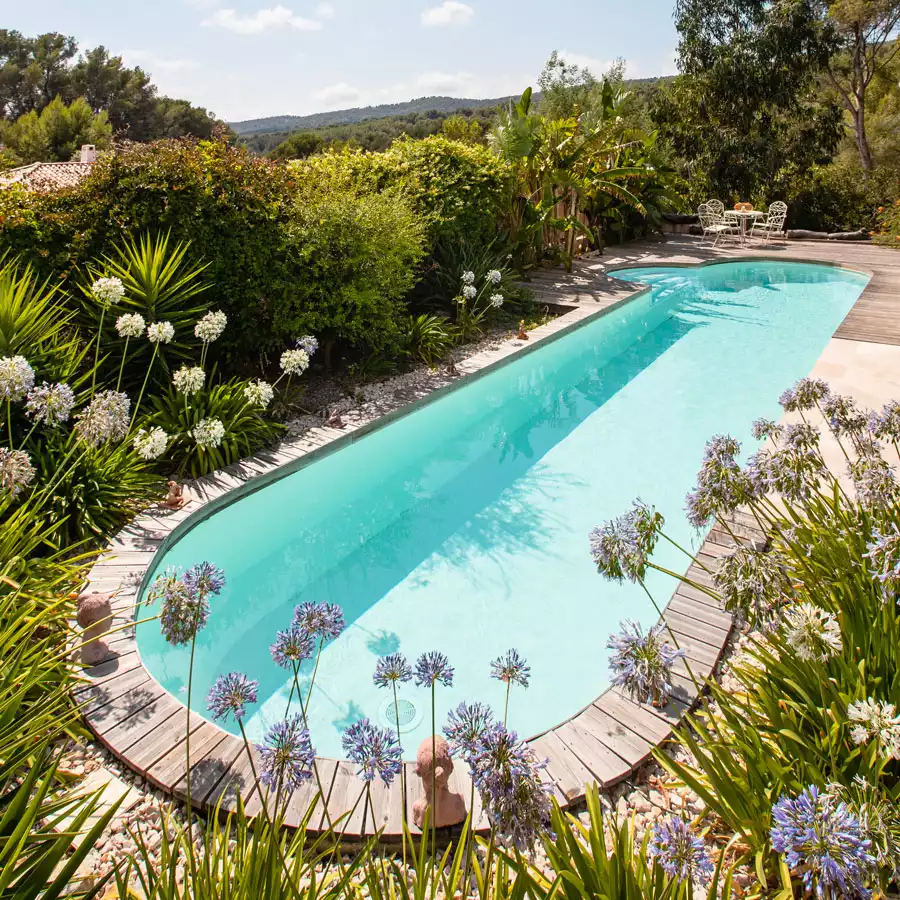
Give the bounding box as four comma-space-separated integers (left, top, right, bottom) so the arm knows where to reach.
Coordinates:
5, 0, 680, 123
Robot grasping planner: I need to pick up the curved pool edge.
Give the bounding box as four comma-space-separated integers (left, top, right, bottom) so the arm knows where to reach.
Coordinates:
78, 252, 867, 838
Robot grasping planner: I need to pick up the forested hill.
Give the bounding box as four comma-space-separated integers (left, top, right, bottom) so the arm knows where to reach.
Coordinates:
229, 95, 520, 135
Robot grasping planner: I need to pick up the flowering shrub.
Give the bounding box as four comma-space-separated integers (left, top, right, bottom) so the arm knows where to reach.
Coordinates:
873, 198, 900, 248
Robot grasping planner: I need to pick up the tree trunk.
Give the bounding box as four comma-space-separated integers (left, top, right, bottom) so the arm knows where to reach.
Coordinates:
854, 96, 873, 173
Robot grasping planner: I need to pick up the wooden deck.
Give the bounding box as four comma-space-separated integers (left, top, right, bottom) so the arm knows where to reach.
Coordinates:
77, 235, 900, 839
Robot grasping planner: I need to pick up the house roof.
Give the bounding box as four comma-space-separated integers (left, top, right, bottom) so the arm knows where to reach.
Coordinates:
0, 161, 94, 192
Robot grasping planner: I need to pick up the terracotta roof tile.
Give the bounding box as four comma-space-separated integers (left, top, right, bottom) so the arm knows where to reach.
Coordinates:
0, 161, 94, 192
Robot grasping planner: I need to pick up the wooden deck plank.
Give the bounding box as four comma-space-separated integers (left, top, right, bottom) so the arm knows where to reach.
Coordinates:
594, 690, 676, 745
552, 720, 632, 785
530, 731, 596, 802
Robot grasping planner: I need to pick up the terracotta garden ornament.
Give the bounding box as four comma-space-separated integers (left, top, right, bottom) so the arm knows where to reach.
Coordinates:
412, 735, 467, 829
517, 320, 529, 340
75, 591, 114, 666
161, 480, 186, 510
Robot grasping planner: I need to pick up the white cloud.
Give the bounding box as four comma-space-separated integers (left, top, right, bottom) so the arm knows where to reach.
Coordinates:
312, 82, 363, 104
204, 5, 322, 34
124, 50, 200, 74
415, 70, 474, 93
421, 1, 474, 28
314, 2, 335, 18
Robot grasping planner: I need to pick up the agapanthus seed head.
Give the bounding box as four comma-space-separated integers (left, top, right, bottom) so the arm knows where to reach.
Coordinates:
191, 417, 225, 450
444, 701, 495, 764
271, 625, 315, 669
607, 620, 685, 706
490, 649, 530, 688
207, 671, 258, 722
292, 601, 345, 641
25, 382, 75, 427
280, 348, 310, 376
469, 722, 553, 851
770, 785, 874, 899
74, 391, 130, 447
782, 602, 842, 662
243, 379, 274, 408
414, 651, 454, 687
115, 312, 145, 338
257, 714, 316, 791
0, 355, 35, 402
194, 310, 227, 343
133, 426, 169, 460
173, 366, 205, 396
147, 321, 175, 344
373, 653, 413, 688
91, 276, 125, 308
341, 718, 403, 785
648, 816, 715, 885
0, 447, 35, 497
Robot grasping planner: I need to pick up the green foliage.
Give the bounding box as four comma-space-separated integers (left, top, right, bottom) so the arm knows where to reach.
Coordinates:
148, 378, 285, 478
269, 130, 325, 160
400, 314, 454, 366
0, 96, 112, 165
874, 197, 900, 247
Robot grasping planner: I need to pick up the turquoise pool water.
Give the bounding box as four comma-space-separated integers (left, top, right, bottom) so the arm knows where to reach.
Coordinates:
136, 260, 868, 758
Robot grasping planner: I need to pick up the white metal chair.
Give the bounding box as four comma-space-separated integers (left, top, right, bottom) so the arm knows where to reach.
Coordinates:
698, 203, 740, 247
750, 201, 788, 246
706, 199, 726, 221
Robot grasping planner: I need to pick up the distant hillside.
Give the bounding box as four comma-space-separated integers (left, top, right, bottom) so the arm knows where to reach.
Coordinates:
230, 95, 517, 136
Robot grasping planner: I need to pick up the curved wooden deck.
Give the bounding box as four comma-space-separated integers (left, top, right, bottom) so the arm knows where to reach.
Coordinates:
76, 236, 900, 839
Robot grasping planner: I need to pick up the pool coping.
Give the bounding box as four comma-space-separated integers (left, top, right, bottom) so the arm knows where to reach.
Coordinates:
75, 254, 858, 838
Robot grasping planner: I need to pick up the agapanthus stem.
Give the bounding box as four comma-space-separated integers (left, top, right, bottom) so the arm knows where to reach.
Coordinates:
91, 308, 106, 398
18, 421, 38, 451
431, 682, 437, 861
183, 624, 199, 885
116, 337, 129, 392
503, 683, 511, 727
302, 635, 324, 719
391, 680, 407, 871
5, 400, 11, 442
129, 342, 160, 431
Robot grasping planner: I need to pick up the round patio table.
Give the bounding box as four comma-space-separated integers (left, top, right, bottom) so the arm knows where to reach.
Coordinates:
724, 208, 764, 244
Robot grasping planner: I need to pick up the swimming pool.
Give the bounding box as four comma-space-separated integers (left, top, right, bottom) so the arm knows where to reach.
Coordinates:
136, 259, 868, 758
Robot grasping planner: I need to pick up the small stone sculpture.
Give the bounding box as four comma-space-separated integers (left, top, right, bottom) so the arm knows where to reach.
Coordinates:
517, 320, 529, 341
326, 409, 345, 428
446, 360, 460, 377
412, 735, 466, 829
161, 480, 186, 510
75, 592, 114, 666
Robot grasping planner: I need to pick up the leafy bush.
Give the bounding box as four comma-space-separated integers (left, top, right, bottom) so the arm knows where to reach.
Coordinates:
874, 198, 900, 248
148, 378, 285, 478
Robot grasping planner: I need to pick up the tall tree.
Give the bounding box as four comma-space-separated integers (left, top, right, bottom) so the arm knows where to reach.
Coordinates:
653, 0, 842, 200
817, 0, 900, 171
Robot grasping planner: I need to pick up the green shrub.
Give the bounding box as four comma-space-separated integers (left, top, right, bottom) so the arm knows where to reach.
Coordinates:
874, 198, 900, 248
400, 313, 454, 366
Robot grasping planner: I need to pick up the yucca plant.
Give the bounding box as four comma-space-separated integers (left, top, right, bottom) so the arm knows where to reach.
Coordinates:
82, 232, 212, 388
400, 314, 454, 367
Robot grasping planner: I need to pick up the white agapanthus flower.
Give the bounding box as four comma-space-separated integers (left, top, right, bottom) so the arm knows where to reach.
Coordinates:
74, 390, 131, 447
0, 447, 35, 497
91, 276, 125, 308
194, 310, 227, 343
173, 366, 205, 396
243, 379, 274, 408
490, 293, 504, 308
462, 271, 476, 285
782, 602, 842, 662
487, 269, 502, 284
147, 321, 175, 344
462, 285, 478, 301
0, 356, 35, 402
847, 699, 900, 759
115, 312, 146, 338
133, 426, 169, 461
191, 417, 225, 450
280, 348, 310, 376
25, 382, 75, 427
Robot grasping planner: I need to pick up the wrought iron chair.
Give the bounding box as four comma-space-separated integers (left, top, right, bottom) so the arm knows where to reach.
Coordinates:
698, 203, 740, 247
750, 201, 788, 246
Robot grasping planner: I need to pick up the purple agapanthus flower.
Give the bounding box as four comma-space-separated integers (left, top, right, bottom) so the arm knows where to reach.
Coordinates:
770, 785, 874, 899
779, 378, 830, 413
868, 401, 900, 444
783, 422, 821, 453
444, 701, 495, 764
469, 722, 553, 851
207, 672, 258, 722
752, 418, 782, 441
589, 499, 663, 583
714, 546, 792, 626
295, 335, 319, 356
373, 653, 413, 688
849, 455, 899, 511
746, 443, 827, 504
823, 393, 870, 445
684, 435, 752, 529
292, 602, 345, 641
271, 625, 315, 669
864, 523, 900, 601
648, 816, 715, 885
607, 621, 685, 707
256, 713, 316, 791
490, 649, 530, 688
414, 651, 454, 687
150, 561, 225, 646
341, 718, 403, 785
